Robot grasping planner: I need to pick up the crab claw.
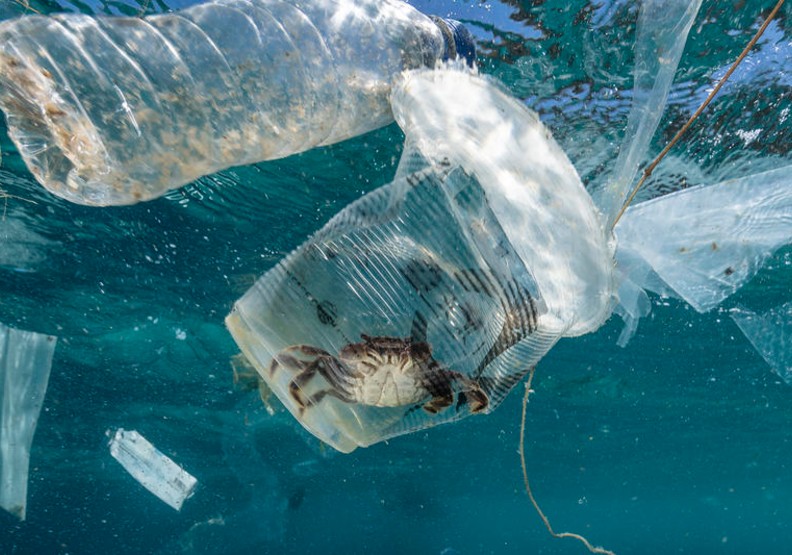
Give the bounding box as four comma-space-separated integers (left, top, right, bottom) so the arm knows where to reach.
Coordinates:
289, 380, 310, 412
422, 393, 454, 414
466, 386, 489, 413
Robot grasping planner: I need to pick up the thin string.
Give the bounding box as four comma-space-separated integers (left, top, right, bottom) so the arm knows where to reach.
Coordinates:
610, 0, 786, 229
1, 190, 37, 220
11, 0, 41, 14
519, 367, 616, 555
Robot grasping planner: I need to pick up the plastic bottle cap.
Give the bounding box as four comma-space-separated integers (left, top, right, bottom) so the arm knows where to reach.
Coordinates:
431, 17, 476, 66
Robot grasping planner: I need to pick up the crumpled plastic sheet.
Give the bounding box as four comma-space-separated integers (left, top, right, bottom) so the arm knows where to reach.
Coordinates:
615, 164, 792, 344
597, 0, 791, 349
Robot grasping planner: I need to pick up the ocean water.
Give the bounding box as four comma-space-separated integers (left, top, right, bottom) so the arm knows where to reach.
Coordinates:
0, 0, 790, 554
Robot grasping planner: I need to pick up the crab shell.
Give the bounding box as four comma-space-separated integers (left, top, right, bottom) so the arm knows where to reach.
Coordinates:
340, 337, 438, 407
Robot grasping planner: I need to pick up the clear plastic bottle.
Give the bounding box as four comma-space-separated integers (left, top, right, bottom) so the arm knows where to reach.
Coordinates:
0, 0, 474, 206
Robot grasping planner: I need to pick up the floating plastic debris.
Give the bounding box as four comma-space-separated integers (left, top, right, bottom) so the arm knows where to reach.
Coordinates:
0, 0, 473, 206
732, 302, 792, 383
227, 66, 614, 452
0, 322, 56, 520
615, 164, 792, 342
108, 429, 197, 511
591, 0, 792, 346
594, 0, 703, 226
224, 1, 714, 450
227, 2, 792, 452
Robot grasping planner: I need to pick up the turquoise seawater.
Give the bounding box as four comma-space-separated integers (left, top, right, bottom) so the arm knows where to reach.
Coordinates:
0, 0, 790, 553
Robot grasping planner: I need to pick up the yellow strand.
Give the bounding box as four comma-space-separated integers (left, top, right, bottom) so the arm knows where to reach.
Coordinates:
519, 368, 616, 555
610, 0, 786, 229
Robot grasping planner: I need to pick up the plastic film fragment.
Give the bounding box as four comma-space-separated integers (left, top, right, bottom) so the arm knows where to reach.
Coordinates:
732, 302, 792, 383
595, 0, 703, 224
0, 322, 56, 520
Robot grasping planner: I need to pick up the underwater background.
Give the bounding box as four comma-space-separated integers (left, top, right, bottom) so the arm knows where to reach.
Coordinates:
0, 0, 791, 553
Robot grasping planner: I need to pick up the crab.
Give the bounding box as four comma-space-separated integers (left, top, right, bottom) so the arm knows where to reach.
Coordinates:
270, 334, 489, 415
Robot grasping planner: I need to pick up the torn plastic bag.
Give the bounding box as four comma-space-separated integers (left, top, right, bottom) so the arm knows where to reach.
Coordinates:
0, 323, 56, 520
594, 0, 703, 226
591, 0, 790, 345
0, 0, 473, 205
615, 164, 792, 313
227, 67, 614, 452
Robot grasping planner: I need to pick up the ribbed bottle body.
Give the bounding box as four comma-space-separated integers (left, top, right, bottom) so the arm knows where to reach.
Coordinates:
0, 0, 446, 205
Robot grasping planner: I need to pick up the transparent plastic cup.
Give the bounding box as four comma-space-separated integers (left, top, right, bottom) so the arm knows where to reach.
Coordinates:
226, 68, 615, 452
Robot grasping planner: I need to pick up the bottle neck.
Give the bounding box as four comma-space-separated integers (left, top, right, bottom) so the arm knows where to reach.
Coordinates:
430, 16, 476, 66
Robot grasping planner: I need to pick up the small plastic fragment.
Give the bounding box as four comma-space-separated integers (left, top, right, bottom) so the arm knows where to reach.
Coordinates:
732, 302, 792, 383
0, 322, 56, 521
108, 429, 197, 511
